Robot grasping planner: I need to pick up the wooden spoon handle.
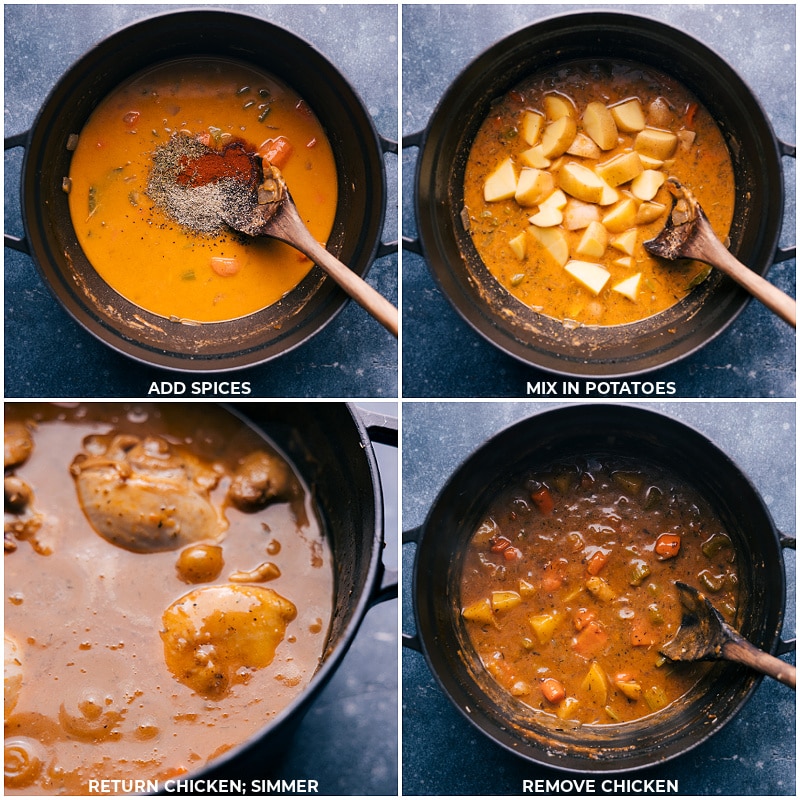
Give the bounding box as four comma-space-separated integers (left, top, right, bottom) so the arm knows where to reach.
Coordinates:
697, 230, 796, 327
301, 236, 399, 337
723, 636, 796, 689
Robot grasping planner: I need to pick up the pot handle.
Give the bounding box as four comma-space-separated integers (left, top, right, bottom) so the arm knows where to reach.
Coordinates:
773, 139, 796, 263
357, 406, 398, 606
375, 135, 400, 260
4, 131, 30, 255
401, 130, 425, 257
401, 525, 423, 652
775, 532, 796, 656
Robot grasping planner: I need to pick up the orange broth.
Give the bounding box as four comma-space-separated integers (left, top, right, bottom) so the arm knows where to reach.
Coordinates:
67, 59, 338, 322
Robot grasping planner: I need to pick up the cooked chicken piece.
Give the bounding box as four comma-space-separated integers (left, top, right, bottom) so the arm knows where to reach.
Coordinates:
4, 422, 33, 470
70, 433, 226, 553
161, 584, 296, 699
227, 450, 298, 512
5, 635, 23, 721
5, 475, 33, 514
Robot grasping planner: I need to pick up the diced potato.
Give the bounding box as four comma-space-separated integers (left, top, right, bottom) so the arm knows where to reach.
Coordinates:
638, 154, 664, 169
634, 128, 678, 161
529, 226, 569, 267
544, 93, 575, 120
613, 256, 634, 269
602, 198, 637, 233
635, 201, 667, 225
598, 183, 620, 206
610, 228, 637, 256
585, 575, 616, 601
508, 232, 527, 260
528, 207, 562, 227
583, 101, 618, 151
461, 598, 494, 625
563, 199, 600, 230
609, 98, 646, 132
612, 272, 641, 301
521, 110, 545, 146
528, 612, 561, 644
491, 590, 522, 613
519, 578, 536, 598
616, 679, 642, 701
595, 151, 644, 188
540, 116, 578, 158
519, 145, 551, 169
676, 129, 696, 151
575, 221, 608, 259
557, 163, 606, 204
484, 157, 517, 202
515, 168, 555, 206
581, 662, 609, 706
556, 696, 580, 720
566, 132, 601, 160
631, 169, 666, 201
539, 189, 568, 210
564, 260, 611, 295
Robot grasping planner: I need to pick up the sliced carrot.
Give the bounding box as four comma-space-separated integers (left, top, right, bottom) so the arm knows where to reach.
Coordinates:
685, 102, 698, 128
630, 619, 657, 647
540, 677, 566, 704
531, 486, 554, 515
572, 620, 608, 658
210, 256, 240, 277
654, 533, 681, 559
573, 607, 597, 631
541, 559, 566, 591
586, 550, 609, 576
258, 135, 293, 169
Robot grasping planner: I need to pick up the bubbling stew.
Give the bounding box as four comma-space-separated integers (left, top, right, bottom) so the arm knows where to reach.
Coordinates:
4, 404, 333, 794
66, 58, 338, 323
459, 456, 740, 725
463, 59, 735, 326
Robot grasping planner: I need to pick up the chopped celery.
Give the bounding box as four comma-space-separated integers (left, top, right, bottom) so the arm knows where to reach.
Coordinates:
643, 685, 668, 711
701, 532, 732, 558
699, 570, 724, 592
629, 562, 651, 586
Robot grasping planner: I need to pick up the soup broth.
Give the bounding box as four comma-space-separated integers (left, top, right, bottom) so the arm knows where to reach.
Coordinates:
67, 59, 338, 322
459, 456, 740, 725
4, 404, 333, 794
463, 60, 735, 326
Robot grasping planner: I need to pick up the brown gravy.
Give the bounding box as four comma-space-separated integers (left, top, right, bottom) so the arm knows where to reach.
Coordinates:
4, 404, 333, 795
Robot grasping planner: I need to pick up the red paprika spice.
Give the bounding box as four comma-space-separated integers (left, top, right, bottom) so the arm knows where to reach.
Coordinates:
175, 141, 258, 188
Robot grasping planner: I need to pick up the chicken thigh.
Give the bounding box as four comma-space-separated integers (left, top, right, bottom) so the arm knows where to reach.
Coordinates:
70, 433, 227, 553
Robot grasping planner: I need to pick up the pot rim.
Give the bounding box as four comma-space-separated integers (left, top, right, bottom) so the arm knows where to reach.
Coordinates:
13, 8, 389, 372
410, 403, 788, 772
413, 9, 788, 378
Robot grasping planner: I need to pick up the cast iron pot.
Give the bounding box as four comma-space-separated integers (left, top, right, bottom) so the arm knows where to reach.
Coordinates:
160, 402, 398, 792
404, 405, 794, 772
406, 11, 796, 377
5, 10, 393, 372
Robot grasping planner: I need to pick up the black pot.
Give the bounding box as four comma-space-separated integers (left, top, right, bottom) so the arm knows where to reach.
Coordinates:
404, 405, 793, 772
5, 10, 392, 372
408, 11, 795, 377
171, 402, 397, 789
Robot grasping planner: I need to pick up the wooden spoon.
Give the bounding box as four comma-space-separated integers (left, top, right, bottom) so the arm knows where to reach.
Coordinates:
644, 178, 795, 328
660, 581, 795, 689
222, 161, 398, 337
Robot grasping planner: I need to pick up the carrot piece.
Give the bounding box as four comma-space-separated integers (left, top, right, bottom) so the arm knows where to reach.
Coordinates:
586, 550, 609, 576
630, 620, 657, 647
489, 536, 512, 553
258, 136, 293, 169
531, 486, 554, 515
540, 678, 566, 704
572, 620, 608, 658
685, 102, 698, 128
541, 559, 566, 591
573, 607, 597, 631
210, 256, 240, 277
654, 533, 681, 560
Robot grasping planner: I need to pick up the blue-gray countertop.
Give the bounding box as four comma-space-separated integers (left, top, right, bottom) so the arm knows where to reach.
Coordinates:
402, 401, 795, 795
4, 4, 398, 399
402, 4, 796, 398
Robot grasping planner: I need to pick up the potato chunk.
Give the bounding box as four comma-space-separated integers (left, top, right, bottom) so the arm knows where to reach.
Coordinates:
161, 584, 296, 699
520, 110, 545, 146
557, 163, 606, 204
515, 168, 555, 206
564, 260, 611, 295
583, 102, 618, 150
631, 169, 666, 201
567, 133, 601, 160
508, 232, 527, 260
609, 98, 646, 132
634, 127, 678, 160
575, 221, 608, 259
602, 198, 637, 233
484, 158, 518, 202
613, 273, 642, 301
544, 93, 576, 120
540, 116, 578, 158
595, 151, 643, 187
529, 226, 569, 267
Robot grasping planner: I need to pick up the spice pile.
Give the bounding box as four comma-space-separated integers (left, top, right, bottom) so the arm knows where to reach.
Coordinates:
148, 134, 260, 234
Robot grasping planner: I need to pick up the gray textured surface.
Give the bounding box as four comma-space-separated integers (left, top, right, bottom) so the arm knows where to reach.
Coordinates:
4, 4, 398, 398
402, 4, 796, 398
402, 401, 796, 795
